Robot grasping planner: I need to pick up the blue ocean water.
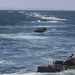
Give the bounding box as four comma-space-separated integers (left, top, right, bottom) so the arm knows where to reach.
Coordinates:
0, 10, 75, 75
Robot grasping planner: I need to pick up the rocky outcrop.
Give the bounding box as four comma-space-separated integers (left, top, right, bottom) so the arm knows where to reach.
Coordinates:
37, 58, 75, 73
34, 27, 47, 33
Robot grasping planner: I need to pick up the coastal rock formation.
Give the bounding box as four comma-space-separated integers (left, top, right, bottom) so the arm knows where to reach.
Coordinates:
37, 58, 75, 73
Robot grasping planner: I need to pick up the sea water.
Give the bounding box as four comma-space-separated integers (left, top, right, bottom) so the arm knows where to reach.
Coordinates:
0, 10, 75, 75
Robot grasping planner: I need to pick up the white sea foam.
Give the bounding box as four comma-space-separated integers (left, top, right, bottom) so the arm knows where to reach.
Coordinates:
30, 25, 64, 28
1, 72, 66, 75
28, 12, 41, 17
2, 70, 75, 75
38, 20, 58, 23
18, 11, 26, 14
26, 12, 41, 17
0, 60, 15, 65
8, 11, 14, 13
41, 16, 66, 21
0, 34, 48, 40
65, 69, 75, 73
31, 20, 64, 23
28, 12, 66, 21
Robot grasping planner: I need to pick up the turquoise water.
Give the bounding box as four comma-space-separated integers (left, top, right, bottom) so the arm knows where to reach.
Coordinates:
0, 10, 75, 75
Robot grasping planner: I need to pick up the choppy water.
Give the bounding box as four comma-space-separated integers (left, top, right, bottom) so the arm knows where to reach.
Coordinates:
0, 10, 75, 75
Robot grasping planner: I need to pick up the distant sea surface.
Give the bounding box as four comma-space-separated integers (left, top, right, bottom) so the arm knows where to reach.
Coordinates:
0, 10, 75, 75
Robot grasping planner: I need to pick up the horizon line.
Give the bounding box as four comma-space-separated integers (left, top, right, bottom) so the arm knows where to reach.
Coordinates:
0, 9, 75, 11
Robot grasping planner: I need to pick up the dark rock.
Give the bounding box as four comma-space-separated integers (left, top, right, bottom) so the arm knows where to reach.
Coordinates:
37, 59, 75, 73
34, 27, 47, 33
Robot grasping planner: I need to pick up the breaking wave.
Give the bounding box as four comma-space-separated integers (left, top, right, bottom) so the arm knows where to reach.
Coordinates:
31, 20, 59, 23
1, 70, 75, 75
30, 25, 64, 28
41, 16, 66, 21
28, 12, 66, 21
0, 33, 48, 40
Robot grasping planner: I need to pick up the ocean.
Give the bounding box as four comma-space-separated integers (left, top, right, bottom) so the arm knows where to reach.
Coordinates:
0, 10, 75, 75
